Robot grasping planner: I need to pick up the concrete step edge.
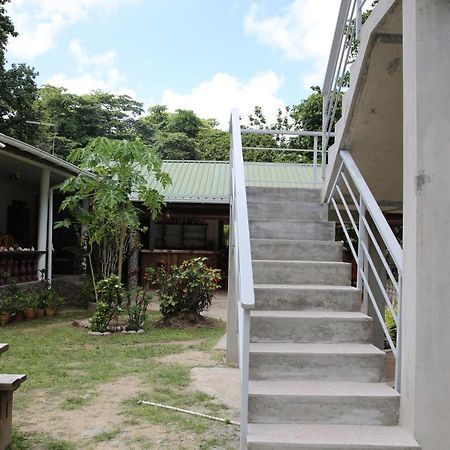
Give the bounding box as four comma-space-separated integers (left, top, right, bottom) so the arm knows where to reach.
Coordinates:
247, 424, 420, 448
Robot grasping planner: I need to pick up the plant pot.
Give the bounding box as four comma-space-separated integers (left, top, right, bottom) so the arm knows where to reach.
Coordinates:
0, 312, 9, 326
24, 308, 36, 320
44, 307, 56, 317
14, 311, 24, 322
36, 308, 45, 317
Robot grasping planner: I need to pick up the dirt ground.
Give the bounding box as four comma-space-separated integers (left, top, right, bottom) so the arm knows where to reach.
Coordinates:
15, 292, 240, 449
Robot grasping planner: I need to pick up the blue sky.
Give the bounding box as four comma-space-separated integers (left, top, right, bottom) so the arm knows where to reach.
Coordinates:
6, 0, 340, 128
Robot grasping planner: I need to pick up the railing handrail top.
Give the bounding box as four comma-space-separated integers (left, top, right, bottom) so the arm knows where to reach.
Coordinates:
322, 0, 352, 98
230, 108, 255, 309
340, 150, 402, 271
241, 128, 334, 137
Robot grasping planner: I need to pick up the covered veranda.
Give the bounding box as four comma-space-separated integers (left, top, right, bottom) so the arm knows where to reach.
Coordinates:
0, 133, 80, 286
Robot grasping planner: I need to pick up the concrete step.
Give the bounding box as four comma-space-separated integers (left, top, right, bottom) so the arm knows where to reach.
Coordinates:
249, 220, 335, 241
252, 261, 351, 286
247, 200, 328, 221
254, 284, 361, 311
249, 343, 386, 382
248, 380, 400, 426
247, 424, 421, 450
251, 239, 343, 262
246, 187, 320, 203
250, 311, 372, 343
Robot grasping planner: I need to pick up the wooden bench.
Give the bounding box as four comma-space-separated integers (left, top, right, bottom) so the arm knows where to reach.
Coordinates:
0, 344, 26, 450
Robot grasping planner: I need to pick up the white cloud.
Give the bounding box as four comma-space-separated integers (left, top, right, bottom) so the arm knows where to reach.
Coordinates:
160, 72, 285, 130
45, 41, 136, 97
6, 0, 141, 59
244, 0, 340, 88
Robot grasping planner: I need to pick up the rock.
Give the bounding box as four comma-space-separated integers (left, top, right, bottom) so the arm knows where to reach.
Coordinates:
89, 331, 102, 336
137, 329, 144, 334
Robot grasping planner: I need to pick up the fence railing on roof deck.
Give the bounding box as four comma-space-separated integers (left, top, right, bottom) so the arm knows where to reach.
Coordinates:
327, 150, 403, 392
322, 0, 371, 155
229, 109, 255, 450
240, 128, 334, 187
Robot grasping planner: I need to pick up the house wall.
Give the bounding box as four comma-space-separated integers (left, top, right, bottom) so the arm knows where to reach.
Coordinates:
0, 179, 37, 246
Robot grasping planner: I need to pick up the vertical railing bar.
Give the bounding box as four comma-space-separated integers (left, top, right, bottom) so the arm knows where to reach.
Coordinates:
340, 171, 361, 214
356, 198, 366, 291
395, 275, 402, 392
331, 197, 359, 262
313, 135, 318, 186
362, 214, 399, 291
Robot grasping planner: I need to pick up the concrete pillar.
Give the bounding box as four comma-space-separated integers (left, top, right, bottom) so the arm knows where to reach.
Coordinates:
401, 2, 450, 448
226, 221, 239, 365
37, 168, 50, 277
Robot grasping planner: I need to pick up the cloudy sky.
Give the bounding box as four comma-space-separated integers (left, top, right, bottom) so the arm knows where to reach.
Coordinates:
6, 0, 340, 128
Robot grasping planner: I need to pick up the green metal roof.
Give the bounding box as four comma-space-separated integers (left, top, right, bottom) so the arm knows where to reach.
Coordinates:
143, 160, 318, 204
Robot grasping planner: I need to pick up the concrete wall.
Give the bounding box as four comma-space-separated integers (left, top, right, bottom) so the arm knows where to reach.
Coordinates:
401, 1, 450, 449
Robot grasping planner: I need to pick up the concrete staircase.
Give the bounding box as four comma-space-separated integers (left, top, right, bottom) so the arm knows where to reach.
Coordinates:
245, 187, 420, 450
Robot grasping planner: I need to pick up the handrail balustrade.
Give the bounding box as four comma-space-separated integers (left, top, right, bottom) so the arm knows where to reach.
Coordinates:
322, 0, 370, 156
229, 109, 255, 449
327, 150, 402, 392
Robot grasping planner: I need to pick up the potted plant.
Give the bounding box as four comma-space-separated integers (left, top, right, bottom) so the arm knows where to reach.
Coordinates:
43, 289, 64, 316
12, 292, 27, 322
0, 297, 10, 325
24, 292, 38, 320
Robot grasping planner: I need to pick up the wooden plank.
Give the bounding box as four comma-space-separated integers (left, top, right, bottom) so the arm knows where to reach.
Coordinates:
0, 374, 26, 391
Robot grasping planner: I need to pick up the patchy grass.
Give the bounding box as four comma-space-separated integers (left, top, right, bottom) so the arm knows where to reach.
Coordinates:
1, 308, 239, 449
11, 429, 75, 450
0, 310, 224, 401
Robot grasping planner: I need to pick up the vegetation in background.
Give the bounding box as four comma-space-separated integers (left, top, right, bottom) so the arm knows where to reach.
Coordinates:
148, 257, 221, 321
56, 137, 170, 292
0, 0, 39, 142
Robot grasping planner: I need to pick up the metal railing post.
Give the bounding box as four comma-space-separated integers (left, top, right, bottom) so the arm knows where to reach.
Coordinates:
313, 135, 318, 186
395, 274, 402, 392
356, 0, 363, 41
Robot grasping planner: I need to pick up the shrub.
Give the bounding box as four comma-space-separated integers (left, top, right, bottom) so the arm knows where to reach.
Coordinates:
125, 288, 151, 331
38, 283, 64, 310
90, 276, 124, 332
90, 302, 115, 332
148, 257, 220, 320
97, 275, 124, 307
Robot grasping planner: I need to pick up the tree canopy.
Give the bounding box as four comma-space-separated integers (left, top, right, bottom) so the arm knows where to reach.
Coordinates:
0, 0, 39, 142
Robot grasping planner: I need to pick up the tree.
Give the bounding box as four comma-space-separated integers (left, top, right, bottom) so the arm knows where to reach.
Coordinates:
0, 0, 39, 142
33, 86, 144, 158
57, 138, 170, 296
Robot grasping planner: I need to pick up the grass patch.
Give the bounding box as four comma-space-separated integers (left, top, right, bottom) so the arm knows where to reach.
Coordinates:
0, 310, 225, 402
89, 428, 121, 443
11, 429, 75, 450
3, 307, 234, 448
60, 394, 92, 411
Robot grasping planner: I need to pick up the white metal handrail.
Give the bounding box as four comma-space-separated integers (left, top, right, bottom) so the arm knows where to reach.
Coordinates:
322, 0, 370, 153
240, 127, 335, 186
229, 109, 255, 449
327, 150, 402, 391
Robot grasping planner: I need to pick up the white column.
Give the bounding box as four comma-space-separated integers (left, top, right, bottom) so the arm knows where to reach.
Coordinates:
37, 168, 50, 277
47, 189, 54, 284
401, 2, 450, 449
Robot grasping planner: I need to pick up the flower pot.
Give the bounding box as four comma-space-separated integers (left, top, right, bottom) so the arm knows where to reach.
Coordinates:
36, 308, 45, 317
14, 311, 24, 322
44, 307, 56, 317
0, 312, 9, 326
24, 308, 36, 320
